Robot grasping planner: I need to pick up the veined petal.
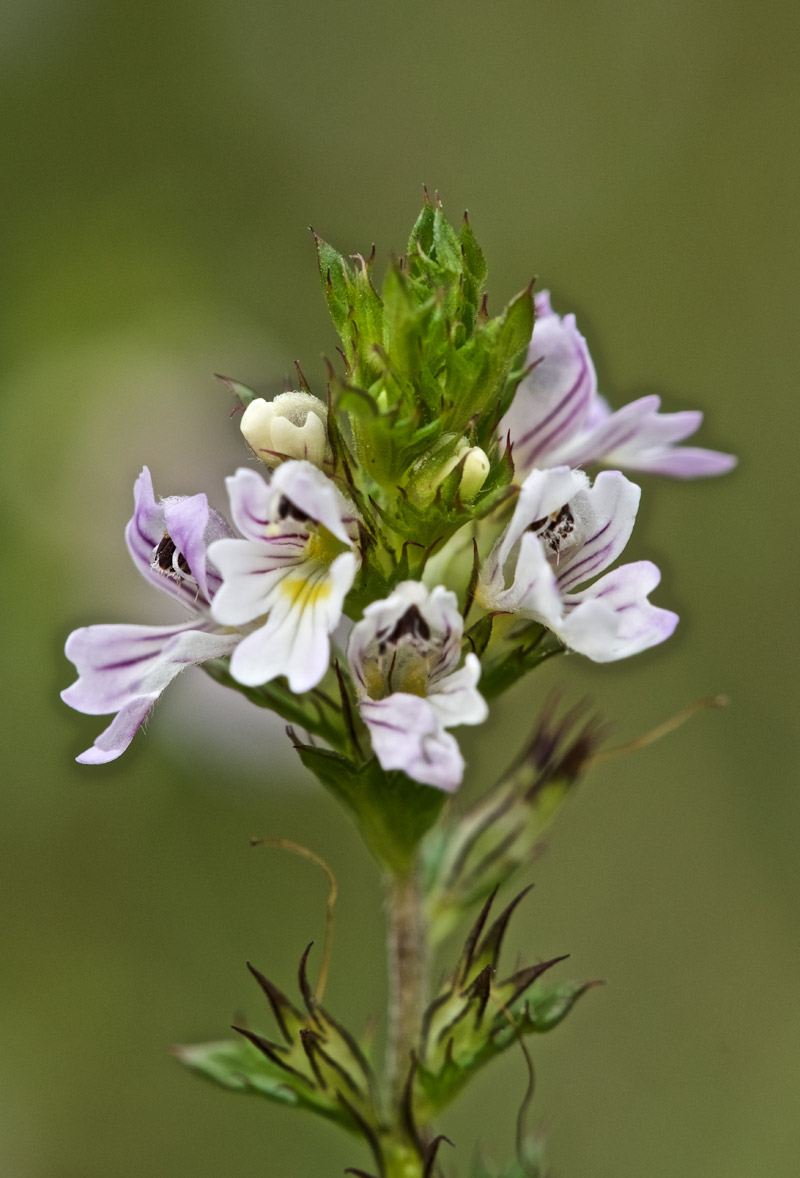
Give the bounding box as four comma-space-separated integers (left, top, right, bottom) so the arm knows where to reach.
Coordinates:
224, 467, 277, 542
349, 582, 464, 691
359, 694, 465, 792
163, 494, 233, 604
228, 550, 357, 691
428, 654, 489, 729
501, 292, 596, 472
208, 536, 308, 626
481, 529, 563, 627
124, 466, 229, 612
555, 470, 641, 592
62, 622, 240, 762
497, 466, 587, 572
271, 461, 357, 544
559, 560, 678, 661
224, 460, 358, 549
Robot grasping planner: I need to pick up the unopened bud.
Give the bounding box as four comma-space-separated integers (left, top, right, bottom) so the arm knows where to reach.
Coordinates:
240, 392, 329, 468
459, 446, 490, 499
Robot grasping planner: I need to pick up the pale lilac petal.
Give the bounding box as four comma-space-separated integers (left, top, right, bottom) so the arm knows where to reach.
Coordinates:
483, 530, 562, 627
348, 582, 464, 690
209, 537, 307, 626
228, 551, 357, 690
163, 494, 233, 603
271, 461, 356, 545
428, 654, 489, 729
559, 560, 678, 661
124, 468, 220, 613
63, 622, 199, 714
479, 467, 585, 622
360, 694, 465, 791
223, 468, 276, 542
63, 623, 240, 762
75, 697, 155, 765
555, 471, 641, 592
617, 445, 737, 478
562, 394, 736, 479
500, 292, 596, 472
497, 467, 587, 572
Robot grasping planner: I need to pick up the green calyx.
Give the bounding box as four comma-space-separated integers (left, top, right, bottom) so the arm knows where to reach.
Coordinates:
410, 888, 599, 1123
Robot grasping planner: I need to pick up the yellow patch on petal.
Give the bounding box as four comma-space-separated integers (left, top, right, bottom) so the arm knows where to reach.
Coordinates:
279, 575, 332, 609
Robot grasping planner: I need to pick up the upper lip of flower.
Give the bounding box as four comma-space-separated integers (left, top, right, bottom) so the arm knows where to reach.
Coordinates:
500, 289, 736, 479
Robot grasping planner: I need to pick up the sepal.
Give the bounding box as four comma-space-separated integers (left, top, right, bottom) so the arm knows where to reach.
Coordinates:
174, 949, 379, 1136
412, 890, 596, 1120
424, 697, 606, 943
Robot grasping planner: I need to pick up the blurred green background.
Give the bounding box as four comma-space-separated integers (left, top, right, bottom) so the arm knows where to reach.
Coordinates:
1, 1, 797, 1175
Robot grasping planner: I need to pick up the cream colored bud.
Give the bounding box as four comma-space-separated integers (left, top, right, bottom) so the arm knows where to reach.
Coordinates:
436, 440, 491, 499
459, 446, 491, 499
240, 392, 329, 468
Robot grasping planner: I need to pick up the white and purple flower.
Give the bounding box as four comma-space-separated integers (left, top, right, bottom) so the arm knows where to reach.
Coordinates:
62, 467, 241, 764
208, 461, 360, 692
501, 292, 736, 480
477, 466, 678, 662
348, 582, 488, 792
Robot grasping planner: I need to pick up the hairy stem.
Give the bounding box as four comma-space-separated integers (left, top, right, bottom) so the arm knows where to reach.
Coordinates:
385, 861, 427, 1115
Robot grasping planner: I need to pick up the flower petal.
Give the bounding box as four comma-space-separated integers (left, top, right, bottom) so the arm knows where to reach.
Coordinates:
227, 550, 357, 691
209, 536, 308, 626
559, 560, 678, 661
271, 461, 357, 544
360, 694, 465, 791
163, 494, 233, 603
501, 292, 596, 472
62, 622, 240, 762
555, 470, 641, 592
123, 467, 226, 612
428, 653, 489, 729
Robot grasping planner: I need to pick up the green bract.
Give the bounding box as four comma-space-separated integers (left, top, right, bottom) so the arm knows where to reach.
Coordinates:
314, 192, 533, 554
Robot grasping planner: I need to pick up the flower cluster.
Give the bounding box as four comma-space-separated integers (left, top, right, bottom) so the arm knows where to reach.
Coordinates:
63, 197, 733, 793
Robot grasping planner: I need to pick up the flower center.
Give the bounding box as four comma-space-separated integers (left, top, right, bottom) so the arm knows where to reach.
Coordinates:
152, 533, 193, 579
529, 504, 575, 556
365, 606, 437, 700
276, 495, 312, 524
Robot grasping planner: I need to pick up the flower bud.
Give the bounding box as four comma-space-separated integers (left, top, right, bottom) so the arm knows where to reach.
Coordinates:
459, 446, 491, 499
240, 392, 329, 468
408, 436, 491, 507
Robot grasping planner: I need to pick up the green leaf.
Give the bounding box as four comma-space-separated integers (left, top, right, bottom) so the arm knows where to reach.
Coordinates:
295, 744, 448, 873
174, 1038, 300, 1100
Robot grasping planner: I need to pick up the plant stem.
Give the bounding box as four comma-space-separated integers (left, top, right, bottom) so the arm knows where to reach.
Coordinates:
385, 860, 427, 1115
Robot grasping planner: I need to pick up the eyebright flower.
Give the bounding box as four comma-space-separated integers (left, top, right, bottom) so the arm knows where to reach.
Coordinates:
477, 465, 678, 662
208, 461, 359, 692
347, 582, 488, 791
61, 467, 240, 764
240, 391, 330, 468
501, 291, 736, 479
